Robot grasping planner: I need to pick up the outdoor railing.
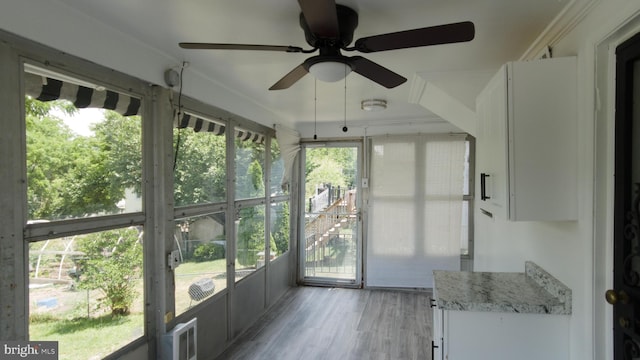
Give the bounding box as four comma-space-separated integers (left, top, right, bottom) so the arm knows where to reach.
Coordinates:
308, 185, 355, 214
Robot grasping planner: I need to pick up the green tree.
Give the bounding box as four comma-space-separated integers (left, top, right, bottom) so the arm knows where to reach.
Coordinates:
270, 139, 286, 195
25, 97, 76, 118
26, 99, 87, 219
235, 140, 265, 199
93, 112, 142, 197
271, 201, 290, 255
237, 152, 267, 266
237, 206, 265, 267
76, 227, 143, 315
59, 112, 142, 217
304, 147, 356, 200
26, 99, 142, 219
26, 97, 290, 275
173, 129, 226, 206
192, 242, 225, 262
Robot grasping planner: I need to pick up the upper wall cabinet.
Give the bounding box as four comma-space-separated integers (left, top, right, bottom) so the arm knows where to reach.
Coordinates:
476, 57, 577, 221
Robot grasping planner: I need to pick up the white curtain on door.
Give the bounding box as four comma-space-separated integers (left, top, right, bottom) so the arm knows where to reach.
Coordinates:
367, 134, 466, 288
274, 124, 300, 190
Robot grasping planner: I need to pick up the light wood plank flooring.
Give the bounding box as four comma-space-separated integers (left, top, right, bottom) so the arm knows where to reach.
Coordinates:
216, 286, 434, 360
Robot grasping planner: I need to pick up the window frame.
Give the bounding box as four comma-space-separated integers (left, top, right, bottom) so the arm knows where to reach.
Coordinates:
169, 97, 288, 316
170, 101, 233, 311
20, 58, 153, 358
173, 110, 228, 208
1, 29, 293, 358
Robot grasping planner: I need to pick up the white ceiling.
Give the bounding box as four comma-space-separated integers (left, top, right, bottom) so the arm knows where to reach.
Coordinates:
24, 0, 574, 136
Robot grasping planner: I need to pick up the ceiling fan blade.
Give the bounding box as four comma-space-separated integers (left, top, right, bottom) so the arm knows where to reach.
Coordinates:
298, 0, 339, 38
180, 42, 304, 53
269, 64, 309, 90
354, 21, 475, 53
349, 56, 407, 89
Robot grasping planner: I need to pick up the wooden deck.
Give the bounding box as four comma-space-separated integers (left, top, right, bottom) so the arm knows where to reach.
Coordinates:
216, 286, 434, 360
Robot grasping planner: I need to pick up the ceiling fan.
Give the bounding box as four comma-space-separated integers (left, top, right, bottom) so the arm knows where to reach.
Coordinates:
179, 0, 475, 90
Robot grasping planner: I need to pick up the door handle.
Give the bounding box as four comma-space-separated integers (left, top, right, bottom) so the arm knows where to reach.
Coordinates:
605, 289, 629, 305
430, 298, 437, 308
431, 340, 439, 360
480, 173, 491, 201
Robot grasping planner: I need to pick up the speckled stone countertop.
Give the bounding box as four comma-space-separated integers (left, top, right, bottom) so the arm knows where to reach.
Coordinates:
433, 261, 571, 315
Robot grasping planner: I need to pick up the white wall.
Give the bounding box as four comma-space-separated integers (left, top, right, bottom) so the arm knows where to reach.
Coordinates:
474, 218, 588, 358
474, 1, 640, 359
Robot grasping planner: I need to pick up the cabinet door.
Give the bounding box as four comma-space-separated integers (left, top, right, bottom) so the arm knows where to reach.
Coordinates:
446, 310, 569, 360
507, 57, 577, 221
432, 306, 443, 360
476, 57, 577, 221
476, 65, 508, 218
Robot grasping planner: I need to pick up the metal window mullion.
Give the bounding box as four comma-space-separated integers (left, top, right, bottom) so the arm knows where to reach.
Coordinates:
0, 41, 27, 341
270, 194, 289, 203
24, 213, 146, 242
147, 86, 174, 359
225, 118, 237, 340
174, 203, 227, 220
264, 135, 271, 307
287, 151, 300, 286
235, 198, 268, 208
355, 141, 364, 287
297, 146, 308, 283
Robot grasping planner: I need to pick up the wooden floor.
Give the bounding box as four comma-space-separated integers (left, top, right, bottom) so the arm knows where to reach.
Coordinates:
216, 286, 434, 360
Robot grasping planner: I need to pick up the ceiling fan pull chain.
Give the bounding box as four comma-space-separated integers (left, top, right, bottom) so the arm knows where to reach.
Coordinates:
342, 67, 348, 133
314, 78, 318, 140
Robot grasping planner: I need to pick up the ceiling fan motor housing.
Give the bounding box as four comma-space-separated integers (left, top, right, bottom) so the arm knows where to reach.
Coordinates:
299, 4, 358, 49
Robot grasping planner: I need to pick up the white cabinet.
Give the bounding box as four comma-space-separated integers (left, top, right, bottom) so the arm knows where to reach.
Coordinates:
476, 65, 509, 217
437, 309, 569, 360
476, 57, 577, 221
432, 298, 443, 360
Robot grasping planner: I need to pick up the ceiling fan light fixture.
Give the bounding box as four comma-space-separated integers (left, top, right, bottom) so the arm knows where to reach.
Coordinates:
361, 99, 387, 111
308, 61, 352, 82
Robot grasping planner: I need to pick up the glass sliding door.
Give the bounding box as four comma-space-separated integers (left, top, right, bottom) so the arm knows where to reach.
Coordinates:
300, 143, 361, 286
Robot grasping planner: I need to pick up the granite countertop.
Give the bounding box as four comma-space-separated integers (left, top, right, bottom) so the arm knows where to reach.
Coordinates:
433, 261, 571, 315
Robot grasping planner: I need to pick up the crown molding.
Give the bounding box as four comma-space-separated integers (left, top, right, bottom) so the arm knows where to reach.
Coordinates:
520, 0, 601, 60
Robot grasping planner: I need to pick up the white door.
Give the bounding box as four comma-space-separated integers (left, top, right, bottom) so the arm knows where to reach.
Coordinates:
300, 142, 362, 286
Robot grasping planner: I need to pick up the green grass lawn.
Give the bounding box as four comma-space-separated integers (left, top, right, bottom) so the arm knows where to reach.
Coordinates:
27, 259, 228, 358
174, 259, 227, 315
30, 312, 144, 359
175, 258, 227, 275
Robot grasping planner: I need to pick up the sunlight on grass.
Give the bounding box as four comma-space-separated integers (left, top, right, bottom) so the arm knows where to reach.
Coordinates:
28, 260, 227, 358
30, 313, 144, 359
175, 259, 227, 274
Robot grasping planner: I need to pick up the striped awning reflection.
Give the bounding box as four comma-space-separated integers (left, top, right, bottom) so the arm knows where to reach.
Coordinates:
24, 69, 264, 143
236, 129, 265, 143
175, 113, 264, 144
176, 113, 225, 134
24, 72, 140, 116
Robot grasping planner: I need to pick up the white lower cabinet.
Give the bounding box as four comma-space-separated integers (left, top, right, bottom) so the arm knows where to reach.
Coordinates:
435, 309, 569, 360
432, 304, 443, 360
